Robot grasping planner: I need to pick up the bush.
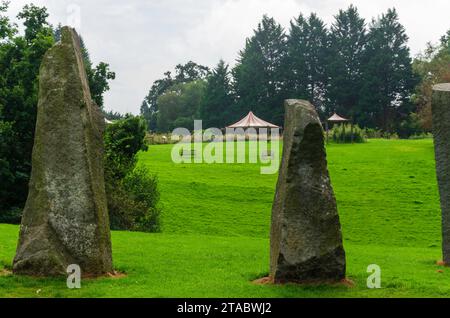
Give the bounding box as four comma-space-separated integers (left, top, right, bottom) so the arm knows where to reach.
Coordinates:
106, 170, 162, 233
105, 115, 162, 232
104, 115, 148, 180
123, 168, 161, 232
329, 124, 366, 144
363, 128, 399, 140
396, 113, 424, 139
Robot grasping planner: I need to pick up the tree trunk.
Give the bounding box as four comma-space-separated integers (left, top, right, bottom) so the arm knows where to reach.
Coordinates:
432, 83, 450, 264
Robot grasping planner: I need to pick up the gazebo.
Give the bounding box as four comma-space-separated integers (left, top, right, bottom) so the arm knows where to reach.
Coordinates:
325, 112, 349, 143
227, 111, 279, 130
226, 111, 280, 141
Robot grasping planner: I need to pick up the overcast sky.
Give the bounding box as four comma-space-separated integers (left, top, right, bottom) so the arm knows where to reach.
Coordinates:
5, 0, 450, 114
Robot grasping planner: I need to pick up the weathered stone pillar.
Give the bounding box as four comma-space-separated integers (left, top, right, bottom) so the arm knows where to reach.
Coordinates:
13, 27, 113, 277
432, 83, 450, 265
270, 99, 346, 283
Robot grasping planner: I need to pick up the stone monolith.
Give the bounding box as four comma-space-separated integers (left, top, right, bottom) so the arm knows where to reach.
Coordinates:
432, 83, 450, 265
13, 27, 113, 277
270, 99, 346, 283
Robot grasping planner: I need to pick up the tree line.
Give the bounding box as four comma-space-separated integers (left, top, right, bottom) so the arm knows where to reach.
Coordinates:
142, 5, 433, 137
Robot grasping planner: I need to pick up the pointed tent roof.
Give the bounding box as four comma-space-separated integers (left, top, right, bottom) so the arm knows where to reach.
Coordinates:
227, 111, 280, 129
327, 113, 348, 122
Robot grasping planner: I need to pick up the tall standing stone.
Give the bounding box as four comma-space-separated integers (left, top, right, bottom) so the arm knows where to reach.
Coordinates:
270, 99, 346, 283
432, 83, 450, 265
13, 27, 113, 276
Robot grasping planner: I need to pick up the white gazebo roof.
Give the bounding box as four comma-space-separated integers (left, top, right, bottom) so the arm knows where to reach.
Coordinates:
327, 113, 348, 122
227, 111, 279, 129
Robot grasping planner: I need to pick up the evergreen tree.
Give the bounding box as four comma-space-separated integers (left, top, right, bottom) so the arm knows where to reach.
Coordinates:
200, 60, 234, 128
232, 15, 288, 125
287, 13, 329, 114
360, 8, 417, 132
327, 5, 366, 119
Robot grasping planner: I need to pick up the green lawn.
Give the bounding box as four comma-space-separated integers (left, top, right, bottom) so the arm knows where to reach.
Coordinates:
1, 138, 450, 298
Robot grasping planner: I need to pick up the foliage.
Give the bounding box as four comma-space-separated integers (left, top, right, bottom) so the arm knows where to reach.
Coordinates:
107, 168, 161, 233
156, 80, 206, 132
199, 60, 234, 128
359, 8, 418, 132
0, 2, 54, 216
329, 124, 366, 144
104, 115, 148, 180
287, 13, 329, 114
413, 29, 450, 131
87, 62, 116, 108
395, 113, 423, 139
103, 109, 124, 121
327, 5, 366, 120
364, 128, 398, 140
142, 6, 418, 136
104, 115, 161, 232
141, 61, 210, 132
232, 15, 288, 126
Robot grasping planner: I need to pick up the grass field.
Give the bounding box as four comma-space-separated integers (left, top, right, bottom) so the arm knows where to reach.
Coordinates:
1, 138, 450, 298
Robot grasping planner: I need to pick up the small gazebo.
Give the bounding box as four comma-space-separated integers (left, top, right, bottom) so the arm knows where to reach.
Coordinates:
325, 112, 349, 143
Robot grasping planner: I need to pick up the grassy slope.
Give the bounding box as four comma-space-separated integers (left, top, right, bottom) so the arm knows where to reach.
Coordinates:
1, 139, 449, 298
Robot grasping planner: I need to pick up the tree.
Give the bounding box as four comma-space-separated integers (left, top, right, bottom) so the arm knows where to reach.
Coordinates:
87, 62, 116, 108
141, 61, 209, 132
359, 8, 417, 133
0, 3, 54, 217
286, 13, 329, 114
327, 5, 367, 120
174, 61, 210, 83
413, 30, 450, 131
17, 4, 51, 43
156, 80, 206, 132
200, 60, 234, 128
232, 15, 288, 126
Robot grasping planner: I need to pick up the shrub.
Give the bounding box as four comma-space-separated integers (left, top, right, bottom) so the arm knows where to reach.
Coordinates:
106, 171, 161, 233
104, 115, 162, 232
396, 113, 424, 139
363, 128, 399, 140
329, 124, 366, 144
104, 115, 148, 180
123, 168, 161, 232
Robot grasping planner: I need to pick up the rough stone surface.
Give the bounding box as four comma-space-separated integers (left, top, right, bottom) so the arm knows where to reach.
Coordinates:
270, 99, 346, 283
432, 83, 450, 264
13, 27, 113, 277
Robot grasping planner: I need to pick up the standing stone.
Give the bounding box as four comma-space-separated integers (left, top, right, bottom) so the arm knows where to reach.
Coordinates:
432, 83, 450, 265
270, 100, 346, 283
13, 27, 113, 277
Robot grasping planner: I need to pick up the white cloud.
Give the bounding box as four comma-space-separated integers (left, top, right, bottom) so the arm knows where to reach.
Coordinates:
4, 0, 450, 114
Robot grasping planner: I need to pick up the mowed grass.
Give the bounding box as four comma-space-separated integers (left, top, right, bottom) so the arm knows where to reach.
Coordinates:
1, 138, 450, 298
